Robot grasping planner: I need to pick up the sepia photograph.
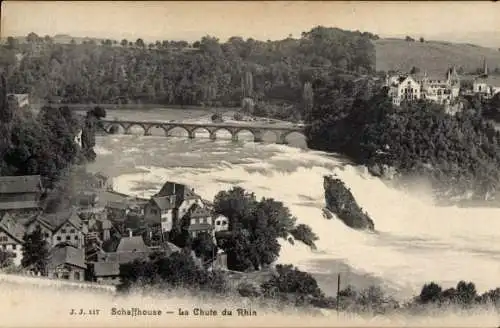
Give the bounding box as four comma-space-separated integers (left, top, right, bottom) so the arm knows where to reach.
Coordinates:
1, 1, 500, 327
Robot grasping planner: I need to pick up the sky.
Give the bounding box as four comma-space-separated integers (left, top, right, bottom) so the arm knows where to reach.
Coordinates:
2, 1, 500, 46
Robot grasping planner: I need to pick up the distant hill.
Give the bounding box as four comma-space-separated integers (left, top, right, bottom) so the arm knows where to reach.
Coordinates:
374, 38, 500, 75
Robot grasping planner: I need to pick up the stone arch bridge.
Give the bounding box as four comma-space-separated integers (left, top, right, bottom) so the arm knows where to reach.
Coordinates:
100, 119, 307, 144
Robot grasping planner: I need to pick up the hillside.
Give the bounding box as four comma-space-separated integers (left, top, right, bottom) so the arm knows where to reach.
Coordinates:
374, 38, 500, 75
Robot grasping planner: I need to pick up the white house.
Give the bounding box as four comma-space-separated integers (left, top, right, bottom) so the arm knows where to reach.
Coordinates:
387, 75, 421, 106
0, 213, 25, 266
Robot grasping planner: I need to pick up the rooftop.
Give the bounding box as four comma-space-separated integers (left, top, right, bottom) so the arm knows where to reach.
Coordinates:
0, 213, 26, 243
49, 245, 86, 269
116, 236, 150, 253
475, 75, 500, 86
0, 175, 43, 194
151, 196, 175, 210
0, 200, 41, 210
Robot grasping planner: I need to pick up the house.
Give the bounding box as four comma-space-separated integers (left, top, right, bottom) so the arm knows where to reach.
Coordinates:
0, 213, 26, 266
7, 93, 30, 109
473, 61, 500, 99
106, 201, 129, 221
387, 75, 421, 106
47, 244, 86, 281
213, 215, 229, 233
144, 181, 204, 234
26, 209, 87, 249
93, 261, 121, 285
97, 233, 152, 264
0, 175, 44, 216
94, 172, 113, 191
187, 205, 213, 238
386, 66, 461, 107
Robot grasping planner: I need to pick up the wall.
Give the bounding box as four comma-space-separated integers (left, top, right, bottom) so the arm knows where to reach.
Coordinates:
52, 223, 84, 248
0, 232, 23, 266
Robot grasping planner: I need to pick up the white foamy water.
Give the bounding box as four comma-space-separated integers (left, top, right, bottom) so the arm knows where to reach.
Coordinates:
88, 131, 500, 301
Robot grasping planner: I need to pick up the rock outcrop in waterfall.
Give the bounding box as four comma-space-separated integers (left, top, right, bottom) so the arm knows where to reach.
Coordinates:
323, 175, 375, 231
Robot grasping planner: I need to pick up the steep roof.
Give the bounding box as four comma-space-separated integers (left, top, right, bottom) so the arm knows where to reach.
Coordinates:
151, 196, 175, 210
93, 261, 120, 277
116, 236, 150, 253
40, 209, 83, 232
49, 245, 86, 269
0, 175, 43, 194
0, 213, 26, 243
99, 251, 150, 264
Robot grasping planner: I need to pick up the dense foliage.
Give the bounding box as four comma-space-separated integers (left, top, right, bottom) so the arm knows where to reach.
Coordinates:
2, 27, 376, 121
118, 250, 228, 294
212, 186, 319, 271
306, 75, 500, 199
21, 226, 49, 274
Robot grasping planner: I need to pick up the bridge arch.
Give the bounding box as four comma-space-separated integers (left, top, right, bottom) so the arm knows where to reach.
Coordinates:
212, 127, 235, 141
234, 128, 258, 142
164, 125, 191, 138
124, 123, 147, 135
191, 126, 212, 139
278, 130, 307, 146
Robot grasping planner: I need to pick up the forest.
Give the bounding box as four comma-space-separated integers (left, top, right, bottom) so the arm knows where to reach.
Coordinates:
305, 72, 500, 200
0, 27, 377, 121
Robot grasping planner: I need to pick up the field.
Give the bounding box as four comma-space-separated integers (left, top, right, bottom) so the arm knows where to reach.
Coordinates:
374, 38, 500, 75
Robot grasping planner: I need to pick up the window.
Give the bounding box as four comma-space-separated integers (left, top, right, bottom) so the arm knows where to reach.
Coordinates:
61, 229, 66, 233
216, 221, 221, 226
74, 236, 78, 240
66, 236, 71, 241
12, 244, 16, 250
57, 236, 61, 241
74, 272, 80, 281
0, 236, 8, 242
70, 229, 75, 233
44, 233, 49, 238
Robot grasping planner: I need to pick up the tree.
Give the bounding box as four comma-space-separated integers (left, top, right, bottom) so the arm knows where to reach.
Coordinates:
0, 249, 14, 268
21, 226, 49, 274
405, 36, 415, 42
418, 282, 443, 304
135, 38, 145, 48
192, 232, 217, 263
26, 32, 39, 43
6, 36, 18, 49
303, 82, 314, 121
120, 39, 128, 47
261, 264, 323, 299
419, 37, 425, 43
290, 224, 318, 249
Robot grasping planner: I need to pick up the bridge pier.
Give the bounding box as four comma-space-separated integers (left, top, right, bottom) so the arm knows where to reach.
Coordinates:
144, 130, 152, 136
276, 133, 288, 145
253, 130, 263, 143
209, 132, 217, 141
231, 134, 239, 142
188, 131, 195, 139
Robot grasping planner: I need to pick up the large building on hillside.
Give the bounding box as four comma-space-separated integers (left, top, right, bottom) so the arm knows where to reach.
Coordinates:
386, 67, 461, 107
0, 175, 44, 216
473, 59, 500, 98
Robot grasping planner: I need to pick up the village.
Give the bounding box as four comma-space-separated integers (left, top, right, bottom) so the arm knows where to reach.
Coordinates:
0, 170, 231, 286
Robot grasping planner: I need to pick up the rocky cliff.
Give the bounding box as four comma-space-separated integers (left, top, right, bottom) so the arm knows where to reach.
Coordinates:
323, 175, 375, 231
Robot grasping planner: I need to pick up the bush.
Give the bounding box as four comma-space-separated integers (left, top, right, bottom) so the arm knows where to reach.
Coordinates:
290, 224, 318, 249
211, 112, 223, 123
233, 112, 244, 121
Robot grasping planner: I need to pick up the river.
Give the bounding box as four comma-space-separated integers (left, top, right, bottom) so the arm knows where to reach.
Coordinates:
87, 109, 500, 301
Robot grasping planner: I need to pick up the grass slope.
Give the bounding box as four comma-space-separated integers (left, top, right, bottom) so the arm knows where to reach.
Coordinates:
375, 38, 500, 74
